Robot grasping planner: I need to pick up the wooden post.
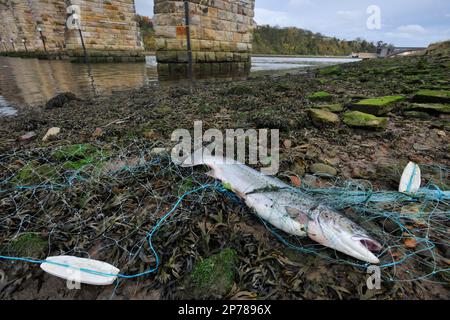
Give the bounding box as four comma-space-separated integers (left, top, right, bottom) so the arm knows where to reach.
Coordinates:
184, 0, 193, 80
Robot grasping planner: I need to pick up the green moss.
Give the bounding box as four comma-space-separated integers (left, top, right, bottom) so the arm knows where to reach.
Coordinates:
185, 248, 237, 299
343, 111, 387, 130
318, 66, 341, 76
13, 163, 57, 185
10, 233, 47, 258
351, 95, 405, 115
52, 144, 96, 161
63, 156, 96, 170
309, 109, 340, 127
413, 90, 450, 103
52, 144, 109, 172
354, 96, 405, 107
307, 91, 332, 101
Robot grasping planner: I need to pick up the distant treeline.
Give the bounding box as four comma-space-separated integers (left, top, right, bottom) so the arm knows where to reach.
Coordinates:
253, 25, 378, 56
137, 15, 379, 56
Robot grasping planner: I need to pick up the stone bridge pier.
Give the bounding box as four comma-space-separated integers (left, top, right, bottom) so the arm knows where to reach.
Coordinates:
0, 0, 144, 62
154, 0, 255, 77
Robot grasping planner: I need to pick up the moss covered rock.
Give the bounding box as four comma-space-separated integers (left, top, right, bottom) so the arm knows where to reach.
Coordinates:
412, 90, 450, 104
403, 111, 432, 119
350, 95, 405, 115
405, 103, 450, 114
343, 111, 387, 130
307, 91, 332, 102
311, 104, 344, 113
309, 109, 340, 127
184, 248, 237, 299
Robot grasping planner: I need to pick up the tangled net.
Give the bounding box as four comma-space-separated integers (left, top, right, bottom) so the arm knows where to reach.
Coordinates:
0, 140, 449, 287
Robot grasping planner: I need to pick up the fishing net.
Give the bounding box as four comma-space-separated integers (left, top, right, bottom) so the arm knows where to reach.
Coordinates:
0, 139, 449, 292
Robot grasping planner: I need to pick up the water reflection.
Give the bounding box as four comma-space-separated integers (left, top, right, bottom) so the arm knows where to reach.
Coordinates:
0, 55, 359, 113
251, 56, 360, 72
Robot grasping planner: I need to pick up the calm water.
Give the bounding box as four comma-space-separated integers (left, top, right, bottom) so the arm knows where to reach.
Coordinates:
0, 55, 359, 115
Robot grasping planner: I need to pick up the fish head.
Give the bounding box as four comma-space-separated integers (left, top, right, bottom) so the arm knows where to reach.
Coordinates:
306, 206, 382, 264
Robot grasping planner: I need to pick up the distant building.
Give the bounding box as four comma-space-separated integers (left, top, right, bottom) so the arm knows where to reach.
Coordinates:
377, 45, 395, 58
351, 52, 378, 59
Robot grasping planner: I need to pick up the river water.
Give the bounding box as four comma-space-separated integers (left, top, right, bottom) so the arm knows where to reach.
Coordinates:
0, 55, 359, 115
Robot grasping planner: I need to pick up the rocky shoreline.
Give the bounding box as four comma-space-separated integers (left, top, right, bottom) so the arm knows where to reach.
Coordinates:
0, 42, 449, 300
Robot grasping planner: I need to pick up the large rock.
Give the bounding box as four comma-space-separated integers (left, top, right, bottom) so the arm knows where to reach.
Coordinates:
310, 163, 338, 176
350, 95, 405, 115
45, 92, 78, 109
404, 103, 450, 114
309, 109, 340, 127
343, 111, 387, 130
412, 90, 450, 104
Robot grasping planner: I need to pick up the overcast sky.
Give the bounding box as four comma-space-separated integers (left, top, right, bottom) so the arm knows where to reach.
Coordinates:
135, 0, 450, 47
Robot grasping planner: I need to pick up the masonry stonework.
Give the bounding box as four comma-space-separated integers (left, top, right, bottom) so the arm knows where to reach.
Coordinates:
154, 0, 255, 70
0, 0, 144, 62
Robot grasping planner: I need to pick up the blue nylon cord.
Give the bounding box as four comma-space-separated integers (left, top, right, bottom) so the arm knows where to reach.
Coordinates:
0, 183, 217, 280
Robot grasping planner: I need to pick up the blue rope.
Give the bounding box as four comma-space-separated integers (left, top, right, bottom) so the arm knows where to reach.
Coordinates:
0, 183, 217, 280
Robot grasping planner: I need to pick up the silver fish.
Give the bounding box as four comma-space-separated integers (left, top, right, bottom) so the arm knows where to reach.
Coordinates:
182, 154, 382, 264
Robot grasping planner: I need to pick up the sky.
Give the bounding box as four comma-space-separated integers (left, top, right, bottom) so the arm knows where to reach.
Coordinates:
134, 0, 450, 47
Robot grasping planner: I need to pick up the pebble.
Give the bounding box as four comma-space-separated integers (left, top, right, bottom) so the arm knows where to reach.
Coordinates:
42, 127, 61, 142
310, 163, 338, 176
19, 131, 37, 141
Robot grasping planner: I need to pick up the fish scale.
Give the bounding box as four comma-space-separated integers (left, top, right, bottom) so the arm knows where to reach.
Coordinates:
183, 154, 382, 264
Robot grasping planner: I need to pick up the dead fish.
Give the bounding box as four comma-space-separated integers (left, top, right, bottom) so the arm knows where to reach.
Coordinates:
182, 154, 382, 264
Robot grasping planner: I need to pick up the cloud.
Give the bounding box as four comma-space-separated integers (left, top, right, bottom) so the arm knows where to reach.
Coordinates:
385, 24, 427, 40
336, 10, 362, 20
288, 0, 313, 7
396, 24, 426, 35
254, 8, 294, 27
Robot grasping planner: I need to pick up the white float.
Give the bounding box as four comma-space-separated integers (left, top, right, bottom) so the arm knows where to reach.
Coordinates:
40, 256, 119, 286
399, 162, 421, 193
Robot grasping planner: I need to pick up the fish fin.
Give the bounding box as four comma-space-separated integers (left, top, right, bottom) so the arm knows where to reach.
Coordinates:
285, 207, 310, 224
